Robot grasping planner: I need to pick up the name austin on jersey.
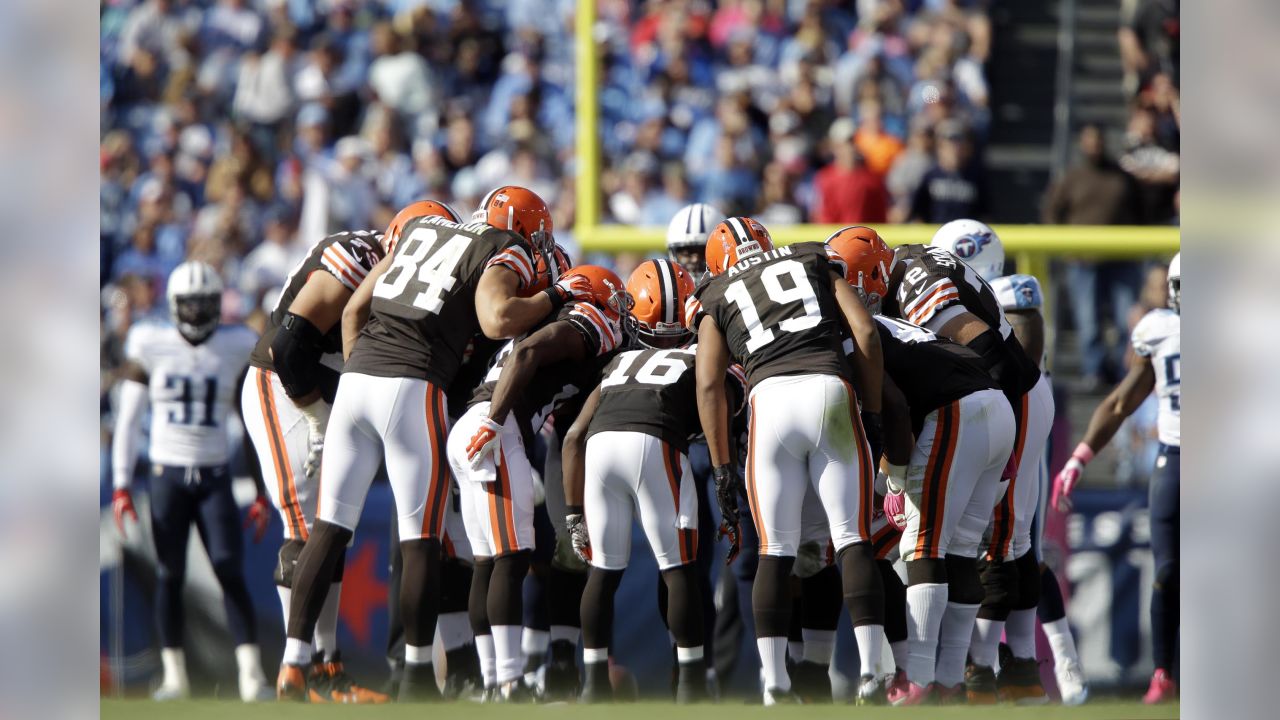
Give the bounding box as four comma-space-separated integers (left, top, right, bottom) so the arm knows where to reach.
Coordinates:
727, 245, 795, 276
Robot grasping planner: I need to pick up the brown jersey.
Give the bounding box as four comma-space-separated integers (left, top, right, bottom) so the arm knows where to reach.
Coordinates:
587, 346, 748, 453
689, 241, 852, 387
881, 243, 1040, 398
343, 216, 537, 387
249, 230, 384, 400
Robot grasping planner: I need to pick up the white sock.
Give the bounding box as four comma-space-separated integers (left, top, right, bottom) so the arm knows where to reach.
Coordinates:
970, 618, 1003, 669
521, 627, 549, 663
853, 624, 885, 677
905, 582, 948, 686
677, 646, 704, 662
314, 582, 342, 661
756, 636, 791, 691
583, 647, 609, 664
476, 633, 496, 687
937, 602, 980, 688
235, 644, 267, 700
437, 611, 473, 652
494, 625, 524, 684
788, 640, 804, 663
801, 629, 835, 665
1043, 617, 1080, 667
1006, 608, 1038, 659
276, 586, 291, 630
160, 647, 189, 690
550, 625, 580, 645
891, 640, 908, 672
405, 644, 433, 665
283, 637, 312, 666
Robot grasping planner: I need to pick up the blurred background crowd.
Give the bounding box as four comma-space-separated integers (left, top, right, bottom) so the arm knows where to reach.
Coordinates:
100, 0, 1178, 482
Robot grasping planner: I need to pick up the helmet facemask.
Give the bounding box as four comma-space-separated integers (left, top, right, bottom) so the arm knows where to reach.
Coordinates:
172, 293, 221, 345
1168, 275, 1180, 314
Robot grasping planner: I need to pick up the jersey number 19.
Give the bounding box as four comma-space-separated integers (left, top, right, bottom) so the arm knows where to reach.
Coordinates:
724, 259, 821, 352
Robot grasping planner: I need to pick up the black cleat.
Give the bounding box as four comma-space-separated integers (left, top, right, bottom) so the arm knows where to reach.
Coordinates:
543, 640, 580, 701
790, 660, 832, 703
397, 662, 441, 702
964, 660, 998, 705
443, 645, 483, 700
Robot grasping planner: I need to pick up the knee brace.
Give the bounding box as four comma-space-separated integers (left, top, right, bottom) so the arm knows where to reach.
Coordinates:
275, 539, 306, 587
945, 554, 983, 605
905, 557, 947, 587
838, 541, 884, 628
976, 557, 1018, 620
1013, 551, 1040, 611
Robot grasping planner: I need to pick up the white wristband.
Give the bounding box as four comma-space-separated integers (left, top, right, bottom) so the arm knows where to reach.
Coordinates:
885, 463, 908, 494
299, 398, 331, 435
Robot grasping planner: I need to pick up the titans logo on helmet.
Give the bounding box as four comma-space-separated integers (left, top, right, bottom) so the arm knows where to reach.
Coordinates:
953, 232, 992, 259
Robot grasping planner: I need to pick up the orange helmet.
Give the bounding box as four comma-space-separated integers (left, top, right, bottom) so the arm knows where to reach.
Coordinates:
383, 199, 461, 253
562, 264, 633, 321
474, 185, 555, 255
704, 217, 774, 276
626, 259, 696, 348
825, 225, 893, 312
522, 244, 574, 297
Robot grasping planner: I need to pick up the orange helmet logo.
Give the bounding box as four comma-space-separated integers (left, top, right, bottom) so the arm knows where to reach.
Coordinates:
626, 259, 696, 348
704, 217, 774, 276
825, 225, 893, 312
384, 199, 460, 253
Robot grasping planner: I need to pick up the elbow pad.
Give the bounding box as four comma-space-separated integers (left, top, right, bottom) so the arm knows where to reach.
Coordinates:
272, 313, 325, 399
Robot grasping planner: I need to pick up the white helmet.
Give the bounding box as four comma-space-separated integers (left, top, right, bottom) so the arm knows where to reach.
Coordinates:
167, 261, 223, 344
930, 219, 1005, 281
666, 202, 724, 254
1167, 252, 1180, 313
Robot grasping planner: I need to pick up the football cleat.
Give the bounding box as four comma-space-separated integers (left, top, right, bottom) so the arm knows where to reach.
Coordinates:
1142, 668, 1177, 704
856, 673, 889, 705
310, 654, 389, 704
496, 678, 541, 703
886, 669, 910, 705
964, 661, 999, 704
894, 681, 937, 706
543, 640, 580, 701
152, 684, 190, 702
443, 645, 483, 700
762, 686, 803, 706
996, 644, 1048, 705
1055, 658, 1089, 705
397, 662, 442, 702
937, 683, 966, 705
276, 663, 309, 702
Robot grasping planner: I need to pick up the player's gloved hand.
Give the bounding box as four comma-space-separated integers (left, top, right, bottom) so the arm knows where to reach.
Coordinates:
883, 464, 908, 530
300, 399, 331, 479
466, 416, 504, 468
712, 464, 742, 565
112, 488, 138, 538
1052, 443, 1094, 512
860, 410, 883, 463
243, 495, 271, 543
565, 507, 591, 564
544, 273, 594, 309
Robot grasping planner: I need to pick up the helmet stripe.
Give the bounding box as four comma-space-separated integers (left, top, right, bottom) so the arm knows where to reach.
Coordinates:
655, 260, 675, 325
725, 216, 752, 246
686, 206, 696, 234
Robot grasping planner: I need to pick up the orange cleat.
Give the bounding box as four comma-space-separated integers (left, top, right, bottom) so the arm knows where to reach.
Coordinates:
309, 654, 390, 704
276, 663, 309, 702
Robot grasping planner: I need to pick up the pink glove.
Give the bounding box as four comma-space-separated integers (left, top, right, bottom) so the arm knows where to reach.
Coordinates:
244, 495, 272, 543
1051, 443, 1095, 512
112, 488, 138, 538
883, 491, 907, 531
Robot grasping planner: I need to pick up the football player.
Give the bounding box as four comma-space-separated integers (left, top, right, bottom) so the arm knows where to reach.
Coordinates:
560, 260, 742, 703
829, 227, 1014, 705
928, 220, 1056, 704
879, 225, 1040, 702
111, 261, 271, 701
1052, 253, 1180, 704
690, 217, 887, 704
242, 208, 452, 703
666, 203, 725, 275
988, 268, 1088, 705
447, 265, 627, 702
277, 187, 588, 702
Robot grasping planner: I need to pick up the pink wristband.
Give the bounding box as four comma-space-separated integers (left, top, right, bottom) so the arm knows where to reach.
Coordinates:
1071, 442, 1095, 464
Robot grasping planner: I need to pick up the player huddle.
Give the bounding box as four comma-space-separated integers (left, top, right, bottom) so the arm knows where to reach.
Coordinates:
111, 186, 1180, 706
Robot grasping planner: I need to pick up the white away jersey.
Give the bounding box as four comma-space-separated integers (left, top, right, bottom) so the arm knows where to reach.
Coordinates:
125, 321, 257, 466
990, 274, 1043, 311
1131, 308, 1180, 446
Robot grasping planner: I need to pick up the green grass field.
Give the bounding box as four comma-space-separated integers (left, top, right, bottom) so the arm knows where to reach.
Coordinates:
101, 699, 1179, 720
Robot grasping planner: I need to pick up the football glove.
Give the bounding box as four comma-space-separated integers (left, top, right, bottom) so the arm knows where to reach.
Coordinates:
112, 488, 137, 538
860, 410, 883, 463
1052, 443, 1095, 512
713, 464, 742, 565
466, 416, 504, 468
544, 274, 594, 310
300, 399, 331, 480
883, 490, 907, 531
244, 495, 271, 543
565, 508, 590, 564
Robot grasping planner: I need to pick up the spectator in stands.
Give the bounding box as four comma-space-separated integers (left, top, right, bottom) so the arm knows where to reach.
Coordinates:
853, 100, 904, 176
1139, 72, 1180, 152
1119, 0, 1179, 90
811, 118, 889, 224
908, 119, 986, 222
1119, 106, 1179, 224
367, 22, 438, 135
239, 207, 299, 305
233, 26, 300, 157
702, 134, 761, 217
756, 161, 805, 225
886, 117, 934, 222
1045, 123, 1144, 389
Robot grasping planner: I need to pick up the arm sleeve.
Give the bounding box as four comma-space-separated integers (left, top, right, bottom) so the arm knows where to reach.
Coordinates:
484, 240, 537, 291
112, 379, 148, 490
564, 303, 623, 356
901, 277, 961, 326
321, 240, 373, 292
